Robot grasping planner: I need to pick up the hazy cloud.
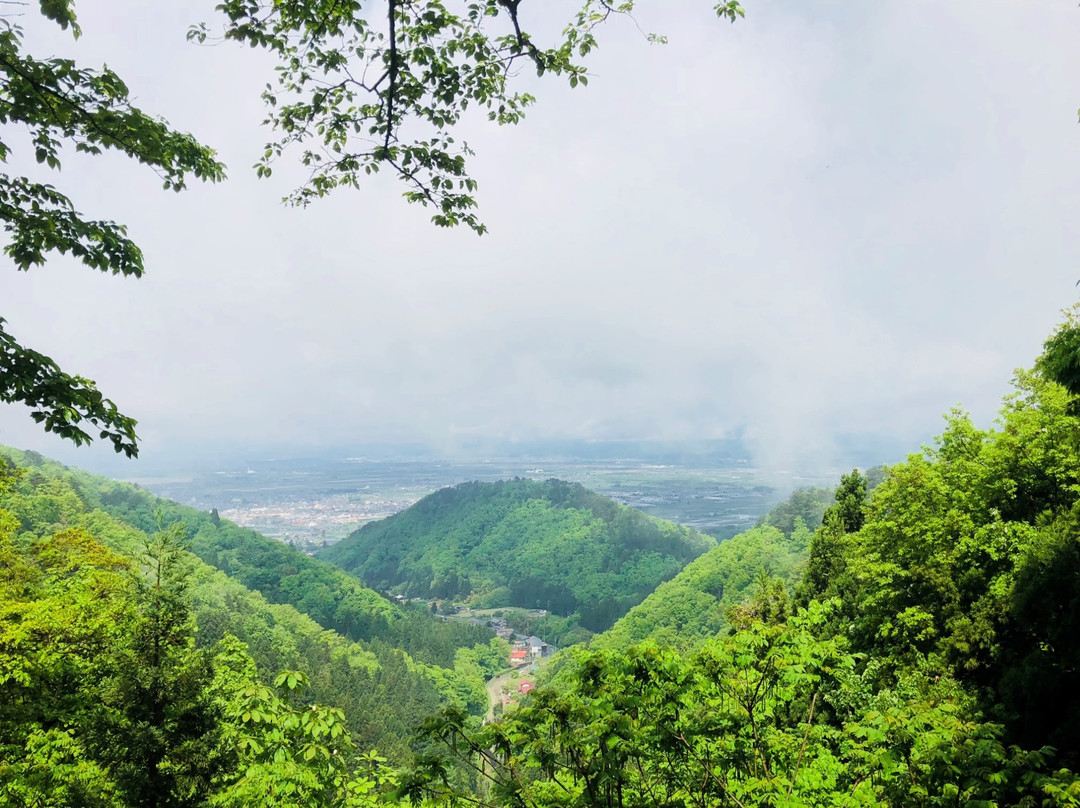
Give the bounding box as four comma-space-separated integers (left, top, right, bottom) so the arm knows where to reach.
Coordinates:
1, 0, 1078, 473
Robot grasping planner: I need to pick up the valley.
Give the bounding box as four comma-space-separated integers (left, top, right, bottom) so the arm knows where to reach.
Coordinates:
0, 3, 1075, 806
6, 340, 1080, 807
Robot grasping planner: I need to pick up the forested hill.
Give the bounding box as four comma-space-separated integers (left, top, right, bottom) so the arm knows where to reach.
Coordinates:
319, 478, 715, 631
10, 327, 1080, 806
591, 524, 808, 653
0, 447, 490, 666
588, 486, 835, 653
415, 333, 1080, 808
0, 447, 503, 763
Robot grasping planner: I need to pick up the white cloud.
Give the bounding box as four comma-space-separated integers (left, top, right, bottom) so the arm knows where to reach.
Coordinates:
1, 0, 1077, 472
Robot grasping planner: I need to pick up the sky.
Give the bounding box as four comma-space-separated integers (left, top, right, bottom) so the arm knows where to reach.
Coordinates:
1, 0, 1079, 475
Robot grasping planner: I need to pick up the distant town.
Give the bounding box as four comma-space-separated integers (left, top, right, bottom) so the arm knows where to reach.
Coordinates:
219, 491, 419, 548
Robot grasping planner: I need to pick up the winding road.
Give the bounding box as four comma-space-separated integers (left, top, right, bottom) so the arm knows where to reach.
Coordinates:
485, 669, 516, 721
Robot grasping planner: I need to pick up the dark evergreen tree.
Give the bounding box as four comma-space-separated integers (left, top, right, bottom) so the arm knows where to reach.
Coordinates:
95, 524, 233, 808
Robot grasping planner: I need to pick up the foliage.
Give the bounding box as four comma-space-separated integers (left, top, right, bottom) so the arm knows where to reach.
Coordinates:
1039, 306, 1080, 400
106, 527, 238, 807
0, 445, 492, 665
12, 320, 1080, 808
0, 503, 418, 806
588, 485, 845, 656
0, 523, 132, 807
0, 518, 236, 808
1, 321, 137, 456
0, 445, 502, 766
410, 604, 1079, 808
805, 368, 1080, 766
0, 1, 751, 453
827, 469, 867, 534
320, 478, 714, 632
507, 610, 595, 648
591, 523, 810, 654
756, 485, 833, 537
197, 0, 744, 234
212, 658, 403, 808
0, 1, 224, 454
798, 470, 868, 604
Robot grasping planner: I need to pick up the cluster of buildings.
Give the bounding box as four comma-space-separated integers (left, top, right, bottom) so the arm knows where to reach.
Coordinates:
488, 617, 515, 641
218, 492, 416, 550
486, 618, 554, 717
429, 609, 558, 671
492, 677, 537, 717
487, 620, 554, 666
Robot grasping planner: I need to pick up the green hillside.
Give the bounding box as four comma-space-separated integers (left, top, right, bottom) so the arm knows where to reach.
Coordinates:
406, 332, 1080, 808
589, 486, 833, 652
9, 325, 1080, 805
0, 448, 502, 764
589, 524, 806, 653
319, 478, 715, 631
5, 448, 491, 669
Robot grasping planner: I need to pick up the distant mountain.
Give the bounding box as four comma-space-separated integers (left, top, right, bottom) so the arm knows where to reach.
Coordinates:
319, 478, 715, 632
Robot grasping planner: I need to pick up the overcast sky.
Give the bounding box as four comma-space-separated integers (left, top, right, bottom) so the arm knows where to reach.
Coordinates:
1, 0, 1078, 473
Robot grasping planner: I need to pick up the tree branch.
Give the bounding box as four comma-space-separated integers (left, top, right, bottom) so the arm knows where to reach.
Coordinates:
383, 0, 398, 152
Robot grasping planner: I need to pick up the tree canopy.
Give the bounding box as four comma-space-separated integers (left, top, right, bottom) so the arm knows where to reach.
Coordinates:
7, 318, 1080, 805
197, 0, 744, 234
0, 444, 509, 769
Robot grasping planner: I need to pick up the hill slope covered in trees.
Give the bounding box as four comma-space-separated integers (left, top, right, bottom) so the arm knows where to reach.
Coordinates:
406, 328, 1080, 807
0, 448, 503, 766
590, 523, 809, 653
586, 485, 838, 652
318, 478, 715, 632
4, 448, 494, 666
9, 322, 1080, 805
10, 321, 1080, 807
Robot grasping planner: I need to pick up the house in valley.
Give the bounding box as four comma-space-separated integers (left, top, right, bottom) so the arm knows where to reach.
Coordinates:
524, 636, 553, 659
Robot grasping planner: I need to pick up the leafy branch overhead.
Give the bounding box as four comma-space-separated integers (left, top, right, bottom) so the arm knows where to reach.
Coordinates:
0, 0, 742, 455
0, 2, 224, 456
197, 0, 744, 234
0, 318, 138, 456
0, 16, 225, 270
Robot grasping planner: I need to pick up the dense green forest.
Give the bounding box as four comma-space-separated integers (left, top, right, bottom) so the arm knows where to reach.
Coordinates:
585, 482, 859, 653
402, 328, 1080, 807
0, 449, 507, 780
319, 479, 715, 632
64, 459, 493, 669
9, 324, 1080, 805
590, 520, 813, 654
526, 488, 830, 688
8, 0, 1080, 804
